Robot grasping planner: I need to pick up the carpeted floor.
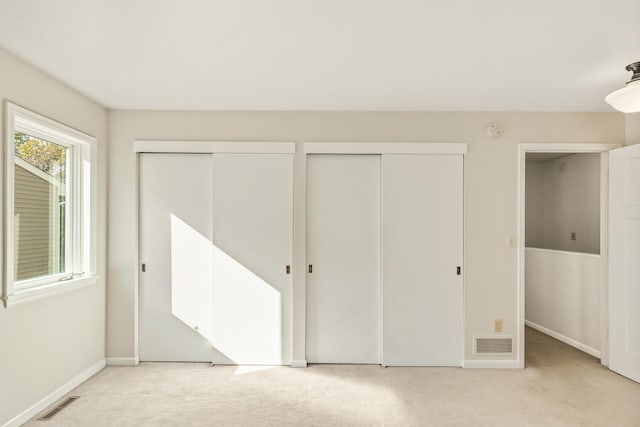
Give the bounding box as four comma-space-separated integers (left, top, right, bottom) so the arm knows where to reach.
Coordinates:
27, 327, 640, 426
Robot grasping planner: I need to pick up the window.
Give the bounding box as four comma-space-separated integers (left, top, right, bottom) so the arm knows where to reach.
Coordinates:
3, 103, 96, 306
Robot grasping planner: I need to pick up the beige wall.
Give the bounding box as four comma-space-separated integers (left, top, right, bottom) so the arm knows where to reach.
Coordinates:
526, 154, 601, 254
525, 162, 545, 248
107, 110, 624, 363
0, 48, 107, 425
626, 112, 640, 145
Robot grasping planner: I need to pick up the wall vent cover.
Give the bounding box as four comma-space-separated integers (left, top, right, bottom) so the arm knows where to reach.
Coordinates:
38, 396, 80, 421
474, 336, 513, 355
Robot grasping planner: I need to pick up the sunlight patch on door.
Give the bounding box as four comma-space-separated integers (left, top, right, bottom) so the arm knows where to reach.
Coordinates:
170, 214, 282, 364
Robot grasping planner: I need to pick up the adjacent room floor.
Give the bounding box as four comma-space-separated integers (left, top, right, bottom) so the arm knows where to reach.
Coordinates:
28, 327, 640, 426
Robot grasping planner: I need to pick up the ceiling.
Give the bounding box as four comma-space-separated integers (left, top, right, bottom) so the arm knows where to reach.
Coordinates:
0, 0, 638, 111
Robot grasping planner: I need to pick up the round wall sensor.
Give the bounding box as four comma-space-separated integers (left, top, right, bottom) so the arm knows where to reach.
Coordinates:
485, 123, 502, 138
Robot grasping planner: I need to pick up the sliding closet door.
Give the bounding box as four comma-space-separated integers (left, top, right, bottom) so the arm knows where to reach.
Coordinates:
210, 153, 293, 365
139, 153, 217, 362
140, 153, 293, 365
306, 155, 381, 364
382, 154, 463, 366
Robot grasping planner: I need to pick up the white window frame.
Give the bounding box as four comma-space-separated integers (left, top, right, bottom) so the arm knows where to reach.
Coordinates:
3, 102, 97, 307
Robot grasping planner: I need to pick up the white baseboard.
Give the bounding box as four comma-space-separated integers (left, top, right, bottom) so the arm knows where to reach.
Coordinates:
463, 359, 520, 369
525, 320, 601, 359
291, 359, 307, 368
106, 356, 140, 366
3, 358, 106, 427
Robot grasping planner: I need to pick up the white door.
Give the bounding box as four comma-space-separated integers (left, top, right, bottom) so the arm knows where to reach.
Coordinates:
306, 155, 381, 364
140, 153, 293, 365
209, 153, 293, 365
140, 153, 216, 362
609, 144, 640, 383
382, 154, 464, 366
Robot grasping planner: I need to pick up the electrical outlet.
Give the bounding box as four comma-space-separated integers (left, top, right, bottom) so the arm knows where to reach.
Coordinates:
494, 319, 503, 333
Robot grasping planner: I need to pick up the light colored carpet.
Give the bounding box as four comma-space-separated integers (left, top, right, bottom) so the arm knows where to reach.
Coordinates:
27, 328, 640, 426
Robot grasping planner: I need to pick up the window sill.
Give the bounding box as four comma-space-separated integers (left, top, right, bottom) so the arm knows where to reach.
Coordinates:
3, 275, 99, 308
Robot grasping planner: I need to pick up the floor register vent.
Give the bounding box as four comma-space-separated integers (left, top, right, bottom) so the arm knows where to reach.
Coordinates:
474, 336, 513, 355
38, 396, 80, 421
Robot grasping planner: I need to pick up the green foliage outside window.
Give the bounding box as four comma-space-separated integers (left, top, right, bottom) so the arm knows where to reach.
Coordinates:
14, 132, 67, 182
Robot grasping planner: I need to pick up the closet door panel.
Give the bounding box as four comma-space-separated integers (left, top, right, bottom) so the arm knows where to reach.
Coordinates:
382, 154, 463, 366
306, 155, 381, 364
139, 153, 293, 365
210, 153, 293, 365
139, 153, 219, 362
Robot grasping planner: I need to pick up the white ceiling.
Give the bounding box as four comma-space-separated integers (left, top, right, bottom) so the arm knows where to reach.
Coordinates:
0, 0, 638, 111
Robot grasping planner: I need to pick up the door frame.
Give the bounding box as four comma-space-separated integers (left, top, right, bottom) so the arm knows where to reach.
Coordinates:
303, 142, 467, 366
133, 141, 296, 365
517, 143, 620, 369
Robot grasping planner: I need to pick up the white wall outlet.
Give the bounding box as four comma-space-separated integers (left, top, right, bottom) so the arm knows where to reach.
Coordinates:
494, 318, 503, 333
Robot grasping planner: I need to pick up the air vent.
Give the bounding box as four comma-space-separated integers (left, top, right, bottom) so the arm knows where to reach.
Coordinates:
474, 336, 513, 355
38, 396, 79, 421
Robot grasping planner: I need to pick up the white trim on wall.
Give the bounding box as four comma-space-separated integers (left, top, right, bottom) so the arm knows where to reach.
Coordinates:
517, 142, 619, 369
524, 247, 601, 258
598, 152, 610, 368
304, 142, 467, 154
2, 359, 105, 427
133, 140, 296, 154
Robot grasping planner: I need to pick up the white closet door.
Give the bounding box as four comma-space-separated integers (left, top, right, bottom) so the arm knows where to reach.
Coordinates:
139, 153, 217, 362
609, 144, 640, 383
382, 154, 463, 366
140, 153, 293, 365
306, 155, 381, 364
210, 153, 293, 365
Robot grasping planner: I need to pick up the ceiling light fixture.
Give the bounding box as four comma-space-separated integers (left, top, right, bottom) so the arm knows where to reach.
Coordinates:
605, 62, 640, 113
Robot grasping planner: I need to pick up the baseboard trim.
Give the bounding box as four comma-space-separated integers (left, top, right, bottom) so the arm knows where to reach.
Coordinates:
462, 359, 520, 369
291, 359, 307, 368
106, 356, 140, 366
3, 358, 105, 427
525, 320, 601, 359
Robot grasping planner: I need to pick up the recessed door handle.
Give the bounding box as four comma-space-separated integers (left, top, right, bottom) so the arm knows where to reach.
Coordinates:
286, 265, 291, 274
308, 264, 313, 274
456, 266, 461, 275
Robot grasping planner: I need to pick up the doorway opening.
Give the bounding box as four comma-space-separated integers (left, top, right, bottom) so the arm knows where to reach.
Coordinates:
524, 152, 601, 364
517, 143, 617, 370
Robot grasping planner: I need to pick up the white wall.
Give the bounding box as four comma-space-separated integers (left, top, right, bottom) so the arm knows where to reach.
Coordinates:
525, 248, 601, 356
525, 153, 601, 254
107, 111, 624, 364
0, 48, 107, 426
